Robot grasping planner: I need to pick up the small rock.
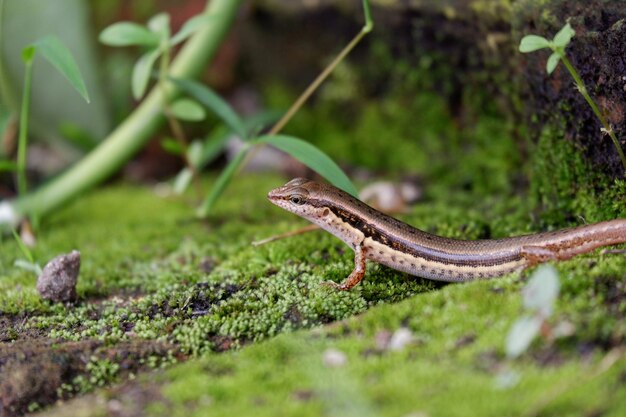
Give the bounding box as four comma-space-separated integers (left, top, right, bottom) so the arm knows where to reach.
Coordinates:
388, 328, 414, 351
360, 181, 422, 213
454, 333, 476, 349
323, 348, 347, 367
292, 390, 315, 402
36, 250, 80, 302
552, 320, 576, 338
374, 330, 393, 350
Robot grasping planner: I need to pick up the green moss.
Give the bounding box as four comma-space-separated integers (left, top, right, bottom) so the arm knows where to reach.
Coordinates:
143, 271, 626, 417
4, 47, 626, 417
528, 122, 626, 226
8, 167, 624, 417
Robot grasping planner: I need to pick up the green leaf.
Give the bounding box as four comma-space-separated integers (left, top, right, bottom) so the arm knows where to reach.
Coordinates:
190, 109, 279, 171
0, 160, 18, 172
254, 134, 358, 197
33, 36, 90, 103
99, 22, 160, 47
173, 167, 193, 194
187, 140, 204, 167
132, 48, 160, 99
148, 12, 170, 39
160, 138, 183, 156
170, 77, 247, 140
242, 109, 282, 137
14, 259, 43, 276
170, 98, 206, 121
21, 45, 36, 63
171, 14, 214, 46
197, 147, 249, 217
198, 126, 231, 167
546, 51, 561, 74
553, 23, 575, 48
522, 265, 560, 316
0, 110, 12, 148
506, 315, 542, 358
518, 35, 551, 53
12, 229, 34, 263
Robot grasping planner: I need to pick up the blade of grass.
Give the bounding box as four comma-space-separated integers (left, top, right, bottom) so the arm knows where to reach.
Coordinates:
132, 48, 161, 100
196, 147, 249, 217
99, 22, 160, 47
34, 36, 90, 103
255, 134, 358, 197
266, 0, 373, 136
17, 46, 35, 196
12, 229, 34, 263
170, 77, 247, 140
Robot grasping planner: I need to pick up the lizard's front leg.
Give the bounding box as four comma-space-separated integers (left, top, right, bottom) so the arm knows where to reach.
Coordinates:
322, 244, 368, 291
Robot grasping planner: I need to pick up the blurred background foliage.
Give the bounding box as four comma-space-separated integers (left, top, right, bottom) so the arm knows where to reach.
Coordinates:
1, 0, 625, 217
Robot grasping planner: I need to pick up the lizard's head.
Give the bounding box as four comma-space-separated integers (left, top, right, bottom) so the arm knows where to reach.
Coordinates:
267, 178, 328, 219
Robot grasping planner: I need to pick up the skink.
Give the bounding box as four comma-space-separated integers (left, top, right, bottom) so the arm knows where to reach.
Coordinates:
268, 178, 626, 290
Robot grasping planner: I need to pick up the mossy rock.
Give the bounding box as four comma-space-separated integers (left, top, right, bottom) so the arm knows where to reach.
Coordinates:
246, 0, 626, 179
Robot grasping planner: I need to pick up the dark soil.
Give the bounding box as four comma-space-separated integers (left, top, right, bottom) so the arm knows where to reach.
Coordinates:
0, 331, 181, 417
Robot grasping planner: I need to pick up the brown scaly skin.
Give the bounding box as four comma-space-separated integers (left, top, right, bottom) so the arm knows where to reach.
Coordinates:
268, 178, 626, 290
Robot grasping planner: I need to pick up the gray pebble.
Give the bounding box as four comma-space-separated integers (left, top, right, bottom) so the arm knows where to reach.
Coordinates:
36, 250, 81, 302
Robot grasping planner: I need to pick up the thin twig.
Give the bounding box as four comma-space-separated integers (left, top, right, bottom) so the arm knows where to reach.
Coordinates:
252, 224, 319, 246
238, 2, 374, 173
560, 55, 626, 172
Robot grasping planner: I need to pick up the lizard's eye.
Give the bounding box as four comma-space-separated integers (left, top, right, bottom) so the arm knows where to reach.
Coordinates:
290, 195, 305, 205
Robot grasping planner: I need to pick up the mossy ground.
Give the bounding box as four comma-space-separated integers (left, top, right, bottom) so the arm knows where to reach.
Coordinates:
3, 52, 626, 416
2, 154, 626, 415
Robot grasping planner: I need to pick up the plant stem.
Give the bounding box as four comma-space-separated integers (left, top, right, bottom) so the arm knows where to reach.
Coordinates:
267, 1, 373, 135
6, 0, 242, 223
229, 0, 374, 186
17, 56, 33, 196
560, 54, 626, 172
198, 0, 374, 218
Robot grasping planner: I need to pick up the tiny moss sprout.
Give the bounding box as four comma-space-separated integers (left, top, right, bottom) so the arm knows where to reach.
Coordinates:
519, 23, 626, 172
86, 356, 121, 387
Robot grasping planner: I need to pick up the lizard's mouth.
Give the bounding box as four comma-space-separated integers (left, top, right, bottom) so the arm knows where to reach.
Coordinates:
267, 187, 285, 204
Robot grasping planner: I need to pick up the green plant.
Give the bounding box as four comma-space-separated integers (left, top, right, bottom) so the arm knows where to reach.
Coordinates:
505, 265, 560, 359
0, 0, 242, 229
184, 0, 373, 216
100, 13, 213, 195
86, 356, 120, 387
11, 229, 42, 275
519, 23, 626, 172
103, 1, 373, 216
0, 0, 371, 228
496, 265, 560, 389
17, 36, 89, 196
172, 78, 359, 216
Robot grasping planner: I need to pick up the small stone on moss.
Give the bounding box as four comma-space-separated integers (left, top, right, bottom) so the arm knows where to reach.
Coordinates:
36, 250, 81, 303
